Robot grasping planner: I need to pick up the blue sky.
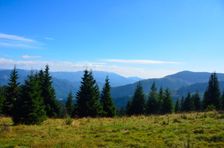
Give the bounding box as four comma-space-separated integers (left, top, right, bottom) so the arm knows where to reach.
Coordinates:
0, 0, 224, 78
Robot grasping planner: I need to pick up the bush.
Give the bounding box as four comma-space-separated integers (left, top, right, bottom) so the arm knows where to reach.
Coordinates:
205, 105, 216, 111
64, 118, 73, 125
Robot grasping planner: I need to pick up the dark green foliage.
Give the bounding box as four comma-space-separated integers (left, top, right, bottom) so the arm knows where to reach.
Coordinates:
57, 101, 67, 118
39, 65, 60, 117
180, 97, 185, 112
0, 86, 5, 115
183, 93, 195, 112
158, 88, 164, 113
179, 92, 201, 112
146, 82, 159, 114
175, 99, 180, 113
161, 89, 173, 114
128, 83, 145, 115
76, 70, 102, 117
100, 77, 116, 117
65, 91, 74, 117
13, 73, 46, 125
221, 92, 224, 110
192, 92, 201, 111
203, 73, 221, 110
116, 107, 126, 116
126, 100, 132, 115
3, 67, 20, 116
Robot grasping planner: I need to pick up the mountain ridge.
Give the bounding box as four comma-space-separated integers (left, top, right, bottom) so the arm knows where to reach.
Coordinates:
0, 69, 142, 99
1, 69, 224, 107
110, 71, 224, 107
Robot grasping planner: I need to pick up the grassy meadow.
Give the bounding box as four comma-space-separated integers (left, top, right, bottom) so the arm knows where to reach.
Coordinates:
0, 112, 224, 147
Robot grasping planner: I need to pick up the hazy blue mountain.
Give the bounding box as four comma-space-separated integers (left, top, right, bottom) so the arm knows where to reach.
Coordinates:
165, 71, 224, 84
52, 71, 141, 87
0, 69, 142, 99
1, 69, 224, 107
176, 81, 224, 97
111, 71, 224, 107
0, 69, 29, 85
111, 77, 188, 98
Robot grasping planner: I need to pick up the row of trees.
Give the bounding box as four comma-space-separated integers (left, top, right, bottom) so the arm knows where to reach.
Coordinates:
175, 92, 201, 112
175, 73, 224, 113
126, 83, 173, 115
0, 66, 116, 124
65, 70, 116, 118
0, 66, 224, 124
0, 66, 61, 124
125, 72, 224, 116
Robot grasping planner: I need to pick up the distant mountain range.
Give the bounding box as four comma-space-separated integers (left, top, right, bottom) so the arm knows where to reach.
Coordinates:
1, 69, 224, 108
111, 71, 224, 107
0, 69, 142, 99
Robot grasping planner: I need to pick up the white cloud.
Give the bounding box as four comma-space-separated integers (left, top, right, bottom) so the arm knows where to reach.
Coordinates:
0, 57, 181, 78
21, 55, 42, 59
0, 33, 43, 49
0, 33, 35, 43
103, 59, 179, 65
0, 58, 105, 72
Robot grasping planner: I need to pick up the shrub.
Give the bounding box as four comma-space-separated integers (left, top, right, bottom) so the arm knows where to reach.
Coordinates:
64, 117, 73, 125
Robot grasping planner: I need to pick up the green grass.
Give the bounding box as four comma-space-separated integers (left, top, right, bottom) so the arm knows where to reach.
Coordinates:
1, 112, 224, 147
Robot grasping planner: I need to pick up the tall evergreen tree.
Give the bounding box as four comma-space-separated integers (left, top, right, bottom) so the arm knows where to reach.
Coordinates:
183, 93, 195, 112
13, 73, 46, 125
0, 86, 5, 115
192, 92, 201, 111
76, 70, 102, 117
100, 77, 116, 117
158, 88, 164, 114
221, 92, 224, 110
203, 73, 221, 110
126, 100, 132, 115
161, 89, 173, 114
65, 91, 74, 117
128, 83, 145, 115
40, 65, 60, 117
3, 67, 20, 116
175, 99, 180, 113
180, 97, 185, 112
146, 82, 159, 114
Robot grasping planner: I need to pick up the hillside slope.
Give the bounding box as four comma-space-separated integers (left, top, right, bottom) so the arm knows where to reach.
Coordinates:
0, 112, 223, 147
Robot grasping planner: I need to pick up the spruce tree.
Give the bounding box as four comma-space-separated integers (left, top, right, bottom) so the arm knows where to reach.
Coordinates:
128, 83, 145, 115
0, 86, 5, 115
100, 77, 116, 117
13, 73, 46, 125
221, 92, 224, 110
40, 65, 60, 117
203, 73, 221, 110
161, 89, 173, 114
65, 91, 74, 117
76, 70, 102, 117
146, 82, 159, 114
126, 100, 132, 115
158, 88, 164, 114
180, 97, 185, 112
87, 73, 102, 117
192, 92, 201, 111
184, 93, 195, 112
175, 99, 180, 113
3, 67, 20, 116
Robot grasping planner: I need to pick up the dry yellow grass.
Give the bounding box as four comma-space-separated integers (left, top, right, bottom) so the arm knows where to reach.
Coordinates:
0, 111, 224, 147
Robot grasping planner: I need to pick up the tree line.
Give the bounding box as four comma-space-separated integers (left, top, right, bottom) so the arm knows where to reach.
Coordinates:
125, 72, 224, 115
0, 66, 224, 125
125, 83, 173, 115
0, 66, 116, 124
